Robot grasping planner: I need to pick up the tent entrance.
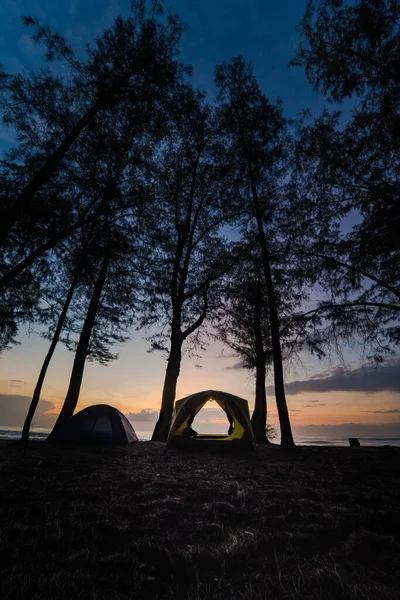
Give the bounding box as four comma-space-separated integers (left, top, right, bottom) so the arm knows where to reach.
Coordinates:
167, 390, 254, 450
190, 401, 233, 437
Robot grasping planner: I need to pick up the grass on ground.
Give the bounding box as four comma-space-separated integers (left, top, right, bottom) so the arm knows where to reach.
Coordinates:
0, 442, 399, 599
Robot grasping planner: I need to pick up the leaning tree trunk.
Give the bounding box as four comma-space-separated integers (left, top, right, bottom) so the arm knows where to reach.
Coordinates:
152, 330, 183, 442
20, 268, 80, 442
0, 101, 100, 245
248, 169, 295, 448
48, 242, 110, 437
0, 195, 98, 292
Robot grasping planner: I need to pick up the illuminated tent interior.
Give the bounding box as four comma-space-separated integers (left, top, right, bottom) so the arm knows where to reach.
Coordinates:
167, 390, 254, 450
48, 404, 138, 444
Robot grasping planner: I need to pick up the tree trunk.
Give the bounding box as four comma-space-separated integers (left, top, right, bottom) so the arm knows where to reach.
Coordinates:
248, 169, 295, 448
152, 331, 183, 442
251, 274, 271, 443
152, 214, 188, 443
263, 260, 295, 447
20, 269, 80, 442
252, 360, 270, 443
48, 241, 110, 437
0, 102, 100, 245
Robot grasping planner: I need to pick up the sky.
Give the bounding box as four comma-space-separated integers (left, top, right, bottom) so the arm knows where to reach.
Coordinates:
0, 0, 399, 440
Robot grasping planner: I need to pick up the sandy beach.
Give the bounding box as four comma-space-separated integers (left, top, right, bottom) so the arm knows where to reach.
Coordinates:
0, 442, 399, 599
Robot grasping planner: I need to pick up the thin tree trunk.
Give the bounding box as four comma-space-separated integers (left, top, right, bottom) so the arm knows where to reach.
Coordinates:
0, 102, 100, 244
248, 168, 295, 448
20, 268, 80, 442
0, 159, 125, 292
251, 276, 271, 443
0, 207, 92, 292
152, 331, 183, 442
252, 360, 269, 443
151, 289, 209, 443
48, 240, 110, 436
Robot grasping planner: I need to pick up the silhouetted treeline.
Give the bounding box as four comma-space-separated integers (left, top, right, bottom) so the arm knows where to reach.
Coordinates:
0, 0, 398, 445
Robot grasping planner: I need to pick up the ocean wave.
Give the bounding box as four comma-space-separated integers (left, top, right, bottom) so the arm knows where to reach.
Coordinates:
0, 430, 49, 441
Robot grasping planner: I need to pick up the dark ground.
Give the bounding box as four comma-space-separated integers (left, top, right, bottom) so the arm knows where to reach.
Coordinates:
0, 442, 399, 599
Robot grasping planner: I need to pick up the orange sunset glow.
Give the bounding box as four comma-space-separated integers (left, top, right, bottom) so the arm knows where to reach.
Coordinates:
1, 325, 399, 441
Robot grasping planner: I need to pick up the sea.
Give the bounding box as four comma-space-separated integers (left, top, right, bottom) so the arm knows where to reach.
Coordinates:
0, 427, 399, 446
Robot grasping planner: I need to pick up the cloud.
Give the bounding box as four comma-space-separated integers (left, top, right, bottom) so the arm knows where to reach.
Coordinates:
196, 407, 229, 414
361, 409, 400, 414
223, 361, 248, 371
305, 404, 326, 407
180, 406, 235, 433
126, 409, 158, 422
0, 394, 57, 428
267, 358, 400, 395
192, 407, 232, 424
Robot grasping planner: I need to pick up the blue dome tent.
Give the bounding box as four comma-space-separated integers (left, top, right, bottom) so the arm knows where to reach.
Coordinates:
48, 404, 138, 444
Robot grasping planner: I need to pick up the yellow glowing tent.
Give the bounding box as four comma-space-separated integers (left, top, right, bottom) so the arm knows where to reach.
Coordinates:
167, 389, 254, 450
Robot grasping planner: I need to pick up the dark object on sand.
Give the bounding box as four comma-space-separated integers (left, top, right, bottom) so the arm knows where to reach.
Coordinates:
167, 389, 254, 450
48, 404, 138, 444
349, 438, 360, 447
